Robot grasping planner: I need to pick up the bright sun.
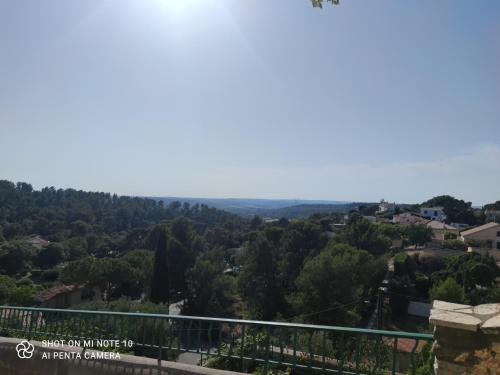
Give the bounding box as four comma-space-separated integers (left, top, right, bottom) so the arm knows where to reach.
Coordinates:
154, 0, 201, 14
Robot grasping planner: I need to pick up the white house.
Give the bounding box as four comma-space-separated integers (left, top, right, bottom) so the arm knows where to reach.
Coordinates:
420, 207, 447, 222
378, 199, 396, 213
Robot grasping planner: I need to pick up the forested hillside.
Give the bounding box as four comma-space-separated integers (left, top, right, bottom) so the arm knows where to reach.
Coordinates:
1, 180, 498, 331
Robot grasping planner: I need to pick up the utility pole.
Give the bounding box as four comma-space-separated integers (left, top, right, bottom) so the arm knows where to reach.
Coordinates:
377, 286, 388, 329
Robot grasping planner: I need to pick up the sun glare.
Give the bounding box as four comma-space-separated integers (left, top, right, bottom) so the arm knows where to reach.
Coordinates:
153, 0, 203, 15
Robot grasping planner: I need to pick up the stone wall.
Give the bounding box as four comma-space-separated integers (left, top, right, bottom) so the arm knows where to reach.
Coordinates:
429, 300, 500, 375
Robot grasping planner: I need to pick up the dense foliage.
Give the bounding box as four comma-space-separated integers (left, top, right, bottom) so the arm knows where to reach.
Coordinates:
420, 195, 479, 225
1, 180, 498, 335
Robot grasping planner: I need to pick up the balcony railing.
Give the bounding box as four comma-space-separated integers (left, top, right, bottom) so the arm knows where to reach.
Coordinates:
0, 306, 433, 375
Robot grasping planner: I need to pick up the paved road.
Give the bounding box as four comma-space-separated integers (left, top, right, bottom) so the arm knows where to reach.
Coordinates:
166, 301, 204, 366
177, 352, 202, 365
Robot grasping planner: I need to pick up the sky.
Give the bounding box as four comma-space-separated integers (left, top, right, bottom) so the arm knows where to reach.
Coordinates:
1, 0, 499, 205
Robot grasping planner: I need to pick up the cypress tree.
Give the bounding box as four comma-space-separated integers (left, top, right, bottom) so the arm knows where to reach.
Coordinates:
150, 226, 170, 305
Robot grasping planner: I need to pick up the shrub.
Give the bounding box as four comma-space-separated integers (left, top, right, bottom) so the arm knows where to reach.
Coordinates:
414, 273, 430, 298
430, 277, 464, 304
444, 232, 457, 240
41, 268, 60, 282
393, 252, 408, 275
442, 239, 467, 251
465, 238, 491, 248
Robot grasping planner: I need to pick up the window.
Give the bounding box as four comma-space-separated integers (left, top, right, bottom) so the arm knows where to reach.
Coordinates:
434, 211, 438, 216
497, 242, 500, 250
424, 210, 428, 214
497, 231, 500, 237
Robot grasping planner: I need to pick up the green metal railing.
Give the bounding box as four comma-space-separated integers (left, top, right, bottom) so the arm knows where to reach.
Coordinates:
0, 306, 433, 374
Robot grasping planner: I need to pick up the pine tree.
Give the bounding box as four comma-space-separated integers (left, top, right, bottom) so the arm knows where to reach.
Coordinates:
150, 226, 170, 305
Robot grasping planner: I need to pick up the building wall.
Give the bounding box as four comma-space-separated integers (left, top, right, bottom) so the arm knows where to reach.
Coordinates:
461, 225, 500, 250
432, 227, 459, 241
420, 208, 446, 221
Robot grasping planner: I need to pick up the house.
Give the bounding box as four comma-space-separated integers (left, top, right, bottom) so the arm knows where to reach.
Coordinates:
426, 220, 459, 241
26, 234, 49, 250
420, 207, 447, 222
35, 284, 100, 309
378, 199, 396, 213
392, 212, 429, 226
460, 222, 500, 251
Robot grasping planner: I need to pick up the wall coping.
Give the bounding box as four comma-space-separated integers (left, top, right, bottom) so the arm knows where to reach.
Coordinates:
430, 300, 500, 335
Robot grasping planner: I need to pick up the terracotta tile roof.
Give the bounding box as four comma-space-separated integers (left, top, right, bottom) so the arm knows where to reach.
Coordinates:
397, 338, 425, 353
393, 213, 430, 226
426, 221, 457, 230
35, 284, 79, 302
386, 337, 425, 353
460, 222, 500, 237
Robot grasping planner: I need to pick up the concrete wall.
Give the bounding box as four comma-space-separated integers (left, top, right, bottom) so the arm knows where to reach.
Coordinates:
431, 228, 459, 241
0, 338, 243, 375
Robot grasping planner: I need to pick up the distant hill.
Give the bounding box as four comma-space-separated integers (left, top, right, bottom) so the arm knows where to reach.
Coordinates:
258, 203, 377, 219
149, 197, 351, 217
147, 197, 378, 218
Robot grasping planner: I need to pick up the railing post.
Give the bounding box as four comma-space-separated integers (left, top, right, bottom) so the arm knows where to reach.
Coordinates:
158, 318, 165, 372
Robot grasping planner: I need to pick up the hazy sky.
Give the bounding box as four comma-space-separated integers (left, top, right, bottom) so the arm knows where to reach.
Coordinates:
1, 0, 499, 205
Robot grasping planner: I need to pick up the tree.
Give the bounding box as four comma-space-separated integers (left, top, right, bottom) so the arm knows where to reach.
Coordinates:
250, 215, 263, 229
421, 195, 477, 225
0, 240, 34, 276
121, 250, 154, 297
311, 0, 339, 8
60, 256, 132, 301
442, 239, 467, 251
334, 215, 391, 255
185, 250, 234, 317
290, 244, 386, 325
64, 237, 88, 260
60, 257, 94, 285
166, 237, 190, 297
277, 220, 328, 292
431, 253, 500, 295
36, 243, 65, 269
375, 223, 402, 240
0, 275, 16, 304
430, 277, 464, 304
389, 274, 416, 317
444, 232, 457, 240
150, 226, 170, 304
403, 224, 433, 246
238, 234, 282, 320
8, 284, 39, 306
41, 268, 60, 283
101, 258, 133, 301
71, 220, 90, 236
170, 216, 193, 247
